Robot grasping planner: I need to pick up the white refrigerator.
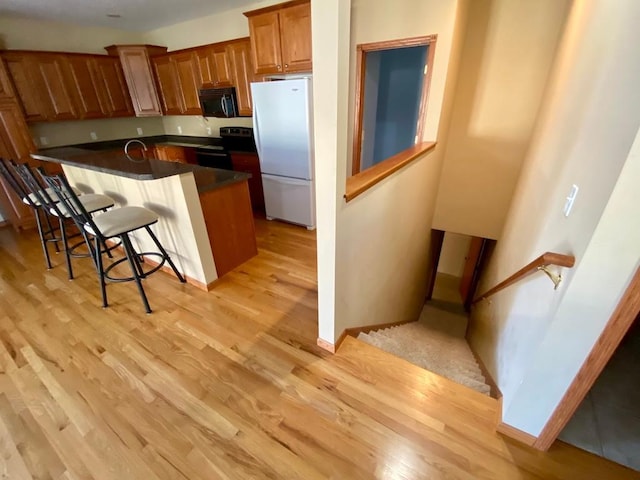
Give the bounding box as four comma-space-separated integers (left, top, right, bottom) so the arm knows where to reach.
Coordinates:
251, 78, 315, 229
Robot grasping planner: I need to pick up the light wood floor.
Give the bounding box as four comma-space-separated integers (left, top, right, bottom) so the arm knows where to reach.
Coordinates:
0, 219, 637, 479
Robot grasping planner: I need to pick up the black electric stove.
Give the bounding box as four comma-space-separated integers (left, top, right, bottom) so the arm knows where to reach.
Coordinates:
220, 126, 257, 153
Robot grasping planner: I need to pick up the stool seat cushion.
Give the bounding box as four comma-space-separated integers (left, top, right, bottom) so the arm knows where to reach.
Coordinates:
52, 193, 115, 218
23, 186, 81, 206
86, 206, 159, 238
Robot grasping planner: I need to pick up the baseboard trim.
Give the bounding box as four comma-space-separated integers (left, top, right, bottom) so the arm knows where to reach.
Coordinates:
316, 330, 348, 354
467, 343, 502, 400
496, 422, 537, 447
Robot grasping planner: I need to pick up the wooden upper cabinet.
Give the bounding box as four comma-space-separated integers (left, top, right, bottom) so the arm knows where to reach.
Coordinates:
196, 49, 214, 86
211, 47, 233, 87
3, 53, 50, 122
0, 60, 17, 101
227, 39, 254, 117
105, 45, 166, 117
90, 56, 134, 117
64, 55, 107, 119
279, 3, 312, 73
152, 55, 183, 115
245, 0, 311, 75
172, 52, 202, 115
36, 55, 77, 121
247, 11, 283, 75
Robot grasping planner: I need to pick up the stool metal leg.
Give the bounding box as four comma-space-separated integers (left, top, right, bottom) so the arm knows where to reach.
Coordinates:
59, 217, 74, 280
35, 208, 53, 270
144, 226, 186, 283
95, 235, 108, 308
121, 233, 152, 314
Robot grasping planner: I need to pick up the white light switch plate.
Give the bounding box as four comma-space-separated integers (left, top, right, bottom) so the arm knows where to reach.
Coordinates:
40, 136, 48, 146
206, 127, 212, 135
177, 126, 183, 134
90, 132, 98, 140
137, 127, 143, 135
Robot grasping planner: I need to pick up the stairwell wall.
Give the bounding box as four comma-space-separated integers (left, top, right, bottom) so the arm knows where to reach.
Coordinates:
468, 0, 640, 436
432, 0, 570, 240
315, 0, 470, 346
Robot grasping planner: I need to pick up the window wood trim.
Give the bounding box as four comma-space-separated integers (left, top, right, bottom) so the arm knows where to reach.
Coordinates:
351, 35, 437, 176
345, 141, 436, 202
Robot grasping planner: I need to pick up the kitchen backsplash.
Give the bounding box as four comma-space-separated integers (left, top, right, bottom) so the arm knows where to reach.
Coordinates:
161, 116, 254, 137
30, 117, 165, 148
29, 115, 254, 148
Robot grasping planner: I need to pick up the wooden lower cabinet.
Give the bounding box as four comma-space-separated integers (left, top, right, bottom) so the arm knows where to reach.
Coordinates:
230, 152, 264, 214
154, 145, 196, 164
199, 180, 257, 277
0, 99, 38, 230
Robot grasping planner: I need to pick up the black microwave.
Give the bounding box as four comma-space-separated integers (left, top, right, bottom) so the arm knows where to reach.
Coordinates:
199, 87, 239, 118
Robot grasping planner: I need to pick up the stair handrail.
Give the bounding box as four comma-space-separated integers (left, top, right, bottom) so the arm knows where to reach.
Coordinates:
473, 252, 575, 304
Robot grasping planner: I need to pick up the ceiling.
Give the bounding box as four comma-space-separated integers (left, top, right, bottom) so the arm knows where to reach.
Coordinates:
0, 0, 261, 31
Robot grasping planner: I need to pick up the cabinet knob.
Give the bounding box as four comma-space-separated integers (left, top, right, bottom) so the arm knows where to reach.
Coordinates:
284, 64, 288, 69
277, 64, 281, 70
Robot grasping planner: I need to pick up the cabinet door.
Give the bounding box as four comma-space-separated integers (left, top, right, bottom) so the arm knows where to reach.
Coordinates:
91, 57, 134, 117
3, 53, 50, 122
36, 54, 78, 121
211, 47, 233, 87
0, 100, 37, 229
227, 40, 254, 117
65, 55, 107, 119
231, 152, 264, 213
115, 47, 163, 117
248, 11, 283, 75
280, 3, 312, 73
172, 53, 202, 115
154, 145, 188, 163
195, 48, 214, 86
152, 56, 184, 115
0, 60, 17, 101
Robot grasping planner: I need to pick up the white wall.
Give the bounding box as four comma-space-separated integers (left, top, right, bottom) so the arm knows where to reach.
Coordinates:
469, 0, 640, 436
315, 0, 469, 344
0, 16, 143, 53
432, 0, 569, 239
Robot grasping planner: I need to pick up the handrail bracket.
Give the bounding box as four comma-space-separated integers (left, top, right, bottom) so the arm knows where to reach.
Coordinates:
537, 265, 562, 290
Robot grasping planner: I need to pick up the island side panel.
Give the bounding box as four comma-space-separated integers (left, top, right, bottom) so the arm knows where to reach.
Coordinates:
63, 165, 218, 287
199, 179, 258, 277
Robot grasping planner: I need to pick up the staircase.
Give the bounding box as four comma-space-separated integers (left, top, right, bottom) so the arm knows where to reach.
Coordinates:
357, 301, 491, 395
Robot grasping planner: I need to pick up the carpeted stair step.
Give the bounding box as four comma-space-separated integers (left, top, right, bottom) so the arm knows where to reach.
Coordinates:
357, 302, 492, 396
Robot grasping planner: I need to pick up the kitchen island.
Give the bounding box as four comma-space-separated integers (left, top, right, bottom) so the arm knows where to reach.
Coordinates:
32, 147, 258, 289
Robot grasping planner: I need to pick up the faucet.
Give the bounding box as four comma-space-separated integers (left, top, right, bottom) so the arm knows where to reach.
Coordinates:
124, 139, 148, 156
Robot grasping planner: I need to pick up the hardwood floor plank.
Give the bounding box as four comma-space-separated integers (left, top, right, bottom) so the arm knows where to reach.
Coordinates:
1, 220, 638, 479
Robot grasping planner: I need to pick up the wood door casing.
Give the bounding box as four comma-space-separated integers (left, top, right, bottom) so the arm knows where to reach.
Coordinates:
279, 2, 312, 73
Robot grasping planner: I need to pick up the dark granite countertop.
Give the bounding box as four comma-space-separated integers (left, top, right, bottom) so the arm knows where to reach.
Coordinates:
31, 146, 250, 194
70, 135, 225, 152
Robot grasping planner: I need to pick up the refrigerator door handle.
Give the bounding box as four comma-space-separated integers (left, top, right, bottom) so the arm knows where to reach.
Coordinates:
253, 101, 263, 156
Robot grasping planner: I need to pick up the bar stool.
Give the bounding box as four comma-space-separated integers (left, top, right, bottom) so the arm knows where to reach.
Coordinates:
0, 159, 62, 269
13, 163, 116, 280
41, 171, 186, 313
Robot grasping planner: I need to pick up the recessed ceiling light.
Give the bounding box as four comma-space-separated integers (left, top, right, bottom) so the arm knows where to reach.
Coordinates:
106, 14, 121, 18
